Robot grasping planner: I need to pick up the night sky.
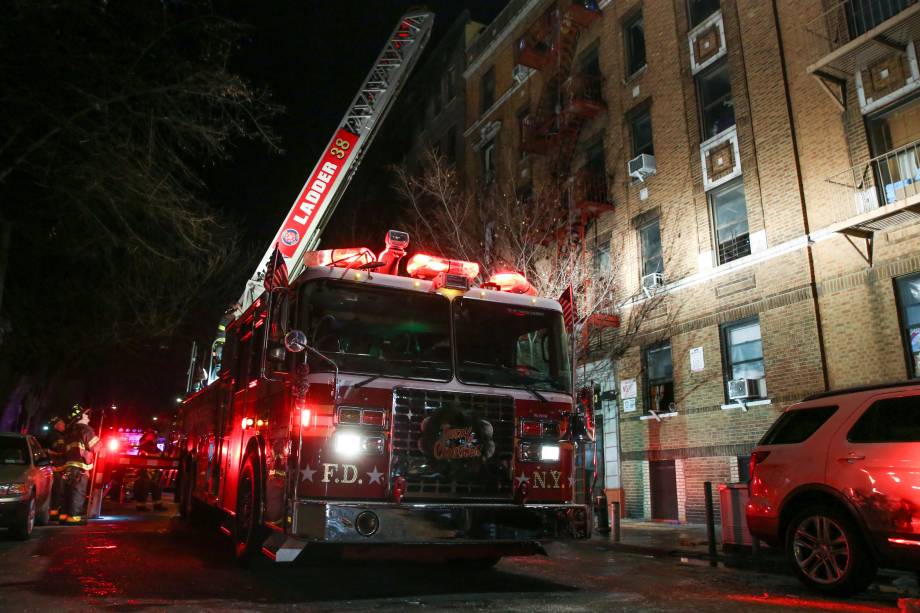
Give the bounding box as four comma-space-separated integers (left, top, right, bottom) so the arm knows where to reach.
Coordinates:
95, 1, 509, 426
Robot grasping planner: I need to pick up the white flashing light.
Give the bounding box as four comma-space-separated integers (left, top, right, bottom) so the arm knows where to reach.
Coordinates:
334, 432, 362, 458
541, 445, 560, 462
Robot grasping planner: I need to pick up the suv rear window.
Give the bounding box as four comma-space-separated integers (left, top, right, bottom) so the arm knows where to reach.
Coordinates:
848, 396, 920, 443
759, 406, 837, 445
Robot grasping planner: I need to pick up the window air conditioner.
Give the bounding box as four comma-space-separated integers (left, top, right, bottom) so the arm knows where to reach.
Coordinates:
641, 272, 664, 291
512, 64, 533, 84
727, 378, 762, 401
628, 153, 656, 182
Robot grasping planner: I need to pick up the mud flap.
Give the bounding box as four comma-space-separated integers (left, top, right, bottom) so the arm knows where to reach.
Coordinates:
261, 531, 306, 562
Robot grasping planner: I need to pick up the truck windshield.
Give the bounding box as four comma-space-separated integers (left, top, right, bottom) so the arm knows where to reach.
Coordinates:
453, 298, 571, 394
300, 280, 452, 381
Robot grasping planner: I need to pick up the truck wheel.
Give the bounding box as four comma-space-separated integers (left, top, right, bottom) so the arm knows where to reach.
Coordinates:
10, 493, 36, 540
786, 504, 876, 596
234, 453, 264, 565
179, 463, 195, 519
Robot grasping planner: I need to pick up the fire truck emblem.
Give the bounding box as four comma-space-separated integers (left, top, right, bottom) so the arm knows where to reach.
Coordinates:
280, 228, 300, 247
419, 407, 495, 463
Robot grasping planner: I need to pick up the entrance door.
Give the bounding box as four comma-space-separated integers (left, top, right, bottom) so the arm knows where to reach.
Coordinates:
649, 459, 679, 520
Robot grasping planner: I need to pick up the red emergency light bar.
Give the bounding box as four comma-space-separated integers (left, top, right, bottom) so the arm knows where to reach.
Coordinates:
303, 247, 375, 269
406, 253, 480, 281
487, 271, 536, 295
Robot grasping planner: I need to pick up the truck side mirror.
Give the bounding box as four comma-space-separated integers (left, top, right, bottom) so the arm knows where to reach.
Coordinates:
284, 330, 308, 353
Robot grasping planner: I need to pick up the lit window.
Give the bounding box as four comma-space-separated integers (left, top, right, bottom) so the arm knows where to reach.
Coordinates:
697, 61, 735, 140
895, 272, 920, 377
639, 218, 663, 277
710, 179, 750, 264
644, 342, 674, 413
624, 12, 646, 77
722, 318, 765, 398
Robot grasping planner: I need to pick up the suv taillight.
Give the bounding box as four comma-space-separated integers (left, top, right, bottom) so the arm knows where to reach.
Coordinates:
749, 450, 770, 479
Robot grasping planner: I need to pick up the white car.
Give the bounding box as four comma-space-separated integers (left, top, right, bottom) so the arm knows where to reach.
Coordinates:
0, 433, 53, 539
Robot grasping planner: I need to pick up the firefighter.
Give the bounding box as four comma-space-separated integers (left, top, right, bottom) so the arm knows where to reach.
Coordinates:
44, 415, 68, 521
61, 406, 99, 525
134, 430, 166, 511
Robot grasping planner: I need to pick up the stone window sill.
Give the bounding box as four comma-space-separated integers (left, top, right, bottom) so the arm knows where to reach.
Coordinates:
720, 399, 772, 411
639, 411, 678, 421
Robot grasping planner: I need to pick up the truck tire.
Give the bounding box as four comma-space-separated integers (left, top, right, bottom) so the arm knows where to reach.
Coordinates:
10, 492, 36, 540
786, 504, 876, 596
234, 452, 264, 565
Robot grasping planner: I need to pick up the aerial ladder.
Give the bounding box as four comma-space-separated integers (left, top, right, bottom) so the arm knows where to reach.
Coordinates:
238, 8, 434, 312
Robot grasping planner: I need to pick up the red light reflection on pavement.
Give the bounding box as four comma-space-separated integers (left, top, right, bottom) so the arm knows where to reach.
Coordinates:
726, 593, 892, 612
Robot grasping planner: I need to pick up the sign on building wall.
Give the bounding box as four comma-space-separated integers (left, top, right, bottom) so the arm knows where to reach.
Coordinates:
622, 398, 637, 413
690, 346, 705, 372
620, 378, 637, 399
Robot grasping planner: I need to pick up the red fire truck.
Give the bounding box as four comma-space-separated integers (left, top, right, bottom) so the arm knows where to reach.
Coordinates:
175, 9, 591, 565
178, 243, 589, 564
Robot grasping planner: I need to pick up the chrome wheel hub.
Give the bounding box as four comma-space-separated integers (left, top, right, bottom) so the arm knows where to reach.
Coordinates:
793, 515, 850, 584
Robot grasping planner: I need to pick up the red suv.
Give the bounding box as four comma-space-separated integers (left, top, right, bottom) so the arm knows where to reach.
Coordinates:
746, 381, 919, 595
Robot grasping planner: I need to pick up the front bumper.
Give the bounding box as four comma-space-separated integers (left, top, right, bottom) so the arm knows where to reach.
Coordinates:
266, 500, 589, 562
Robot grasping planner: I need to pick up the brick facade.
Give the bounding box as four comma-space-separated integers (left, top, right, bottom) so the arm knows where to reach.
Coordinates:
458, 0, 920, 523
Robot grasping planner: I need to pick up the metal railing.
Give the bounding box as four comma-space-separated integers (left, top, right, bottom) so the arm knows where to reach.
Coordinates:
804, 0, 916, 61
571, 170, 611, 209
820, 138, 920, 228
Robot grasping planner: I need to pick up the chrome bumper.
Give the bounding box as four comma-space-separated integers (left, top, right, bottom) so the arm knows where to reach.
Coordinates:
264, 500, 588, 562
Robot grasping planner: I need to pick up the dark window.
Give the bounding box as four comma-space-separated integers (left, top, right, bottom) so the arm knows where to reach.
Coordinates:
447, 66, 456, 100
848, 396, 920, 443
896, 273, 920, 377
624, 12, 646, 76
585, 138, 605, 173
481, 67, 495, 113
710, 179, 750, 264
722, 317, 765, 395
645, 342, 674, 413
688, 0, 721, 27
445, 126, 457, 163
759, 406, 838, 445
639, 218, 663, 276
482, 140, 496, 184
737, 455, 751, 483
697, 61, 735, 140
433, 85, 442, 116
580, 45, 602, 78
846, 0, 914, 38
630, 110, 654, 156
0, 437, 29, 465
517, 105, 529, 159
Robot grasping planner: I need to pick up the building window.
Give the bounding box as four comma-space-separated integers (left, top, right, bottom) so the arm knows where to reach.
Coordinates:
697, 61, 735, 140
895, 272, 920, 377
445, 126, 456, 163
580, 44, 602, 78
867, 97, 920, 205
630, 109, 654, 156
688, 0, 721, 27
482, 140, 496, 184
594, 236, 611, 274
639, 218, 663, 277
517, 105, 529, 159
710, 179, 750, 264
481, 67, 495, 114
847, 0, 914, 38
624, 12, 646, 77
722, 317, 765, 397
644, 342, 674, 413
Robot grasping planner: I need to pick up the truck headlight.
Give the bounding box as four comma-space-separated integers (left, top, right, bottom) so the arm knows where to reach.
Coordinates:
540, 445, 560, 462
333, 432, 362, 458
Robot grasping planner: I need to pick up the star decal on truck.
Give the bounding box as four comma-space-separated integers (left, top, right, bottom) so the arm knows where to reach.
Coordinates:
301, 464, 316, 482
366, 466, 384, 484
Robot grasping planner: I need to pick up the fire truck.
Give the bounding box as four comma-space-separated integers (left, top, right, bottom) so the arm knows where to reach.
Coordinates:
176, 9, 591, 565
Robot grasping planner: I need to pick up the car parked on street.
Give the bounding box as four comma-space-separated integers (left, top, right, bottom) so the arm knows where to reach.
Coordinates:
0, 433, 53, 539
746, 381, 920, 595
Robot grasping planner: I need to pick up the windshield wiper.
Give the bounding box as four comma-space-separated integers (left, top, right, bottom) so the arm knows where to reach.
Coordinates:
461, 361, 548, 403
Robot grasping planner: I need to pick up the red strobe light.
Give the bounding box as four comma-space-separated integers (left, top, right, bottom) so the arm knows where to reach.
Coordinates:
107, 437, 120, 453
303, 247, 375, 269
487, 271, 536, 295
406, 254, 480, 281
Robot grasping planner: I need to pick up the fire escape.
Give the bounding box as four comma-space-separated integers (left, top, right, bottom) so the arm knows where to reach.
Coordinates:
517, 0, 610, 245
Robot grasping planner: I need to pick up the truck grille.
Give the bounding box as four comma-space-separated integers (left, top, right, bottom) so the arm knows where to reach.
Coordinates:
391, 388, 514, 500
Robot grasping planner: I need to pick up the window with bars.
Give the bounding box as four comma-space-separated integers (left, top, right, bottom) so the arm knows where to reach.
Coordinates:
710, 179, 750, 264
644, 342, 674, 413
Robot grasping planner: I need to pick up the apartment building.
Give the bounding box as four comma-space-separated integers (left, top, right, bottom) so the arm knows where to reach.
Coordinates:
458, 0, 920, 523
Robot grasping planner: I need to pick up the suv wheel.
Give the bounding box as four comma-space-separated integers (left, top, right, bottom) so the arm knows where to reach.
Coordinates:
786, 505, 876, 596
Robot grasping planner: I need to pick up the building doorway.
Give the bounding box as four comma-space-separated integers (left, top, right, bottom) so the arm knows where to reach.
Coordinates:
649, 459, 679, 520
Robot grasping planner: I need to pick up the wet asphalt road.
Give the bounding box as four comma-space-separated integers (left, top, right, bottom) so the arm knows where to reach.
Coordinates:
0, 497, 915, 612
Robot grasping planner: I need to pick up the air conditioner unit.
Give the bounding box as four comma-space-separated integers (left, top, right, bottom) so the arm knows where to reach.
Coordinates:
628, 153, 656, 182
727, 378, 763, 401
512, 64, 534, 84
641, 272, 664, 291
